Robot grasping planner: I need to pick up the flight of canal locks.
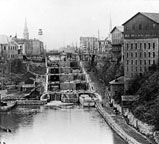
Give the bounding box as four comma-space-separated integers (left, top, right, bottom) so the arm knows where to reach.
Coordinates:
0, 51, 152, 144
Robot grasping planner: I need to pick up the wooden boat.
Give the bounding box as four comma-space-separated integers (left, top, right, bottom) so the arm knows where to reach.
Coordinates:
0, 101, 17, 112
79, 94, 95, 107
45, 101, 74, 107
61, 93, 78, 103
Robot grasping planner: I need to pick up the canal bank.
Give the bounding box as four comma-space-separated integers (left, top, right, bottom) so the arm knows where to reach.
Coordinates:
95, 102, 153, 144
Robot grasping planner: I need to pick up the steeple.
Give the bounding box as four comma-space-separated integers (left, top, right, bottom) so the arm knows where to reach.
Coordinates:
109, 14, 112, 33
108, 13, 112, 42
23, 18, 29, 39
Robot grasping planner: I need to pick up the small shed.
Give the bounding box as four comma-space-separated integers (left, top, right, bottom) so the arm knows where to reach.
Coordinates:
109, 76, 124, 102
19, 71, 36, 92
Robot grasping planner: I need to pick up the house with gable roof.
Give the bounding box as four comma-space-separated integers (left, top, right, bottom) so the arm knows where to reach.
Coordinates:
110, 26, 124, 62
19, 71, 36, 92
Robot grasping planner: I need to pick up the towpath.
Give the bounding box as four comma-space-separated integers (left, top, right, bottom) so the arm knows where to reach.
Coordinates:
83, 62, 155, 144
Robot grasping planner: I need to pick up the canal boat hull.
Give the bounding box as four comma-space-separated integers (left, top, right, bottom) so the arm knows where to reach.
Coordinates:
79, 95, 95, 107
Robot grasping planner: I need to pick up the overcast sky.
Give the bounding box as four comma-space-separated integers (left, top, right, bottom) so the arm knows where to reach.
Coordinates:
0, 0, 159, 50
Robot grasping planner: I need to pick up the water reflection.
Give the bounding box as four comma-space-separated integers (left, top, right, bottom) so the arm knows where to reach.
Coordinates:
0, 105, 127, 144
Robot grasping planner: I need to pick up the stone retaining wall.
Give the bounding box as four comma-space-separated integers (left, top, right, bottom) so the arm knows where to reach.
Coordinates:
17, 100, 47, 105
123, 108, 154, 136
95, 103, 142, 144
154, 131, 159, 144
113, 103, 154, 136
113, 103, 159, 143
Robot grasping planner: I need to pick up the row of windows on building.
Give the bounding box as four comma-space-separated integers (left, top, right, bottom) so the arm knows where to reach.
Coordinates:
128, 72, 143, 78
125, 51, 156, 58
3, 46, 17, 51
125, 42, 155, 50
7, 54, 17, 58
126, 66, 148, 72
125, 23, 156, 31
126, 59, 156, 65
125, 34, 157, 38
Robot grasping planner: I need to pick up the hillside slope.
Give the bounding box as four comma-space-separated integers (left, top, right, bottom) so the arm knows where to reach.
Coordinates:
94, 57, 124, 86
127, 65, 159, 130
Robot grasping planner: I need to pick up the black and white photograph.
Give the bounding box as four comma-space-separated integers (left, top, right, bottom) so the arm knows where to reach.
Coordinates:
0, 0, 159, 143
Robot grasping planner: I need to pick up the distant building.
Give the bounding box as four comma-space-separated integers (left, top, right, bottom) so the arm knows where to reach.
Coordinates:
110, 26, 124, 61
79, 37, 99, 61
97, 38, 112, 59
80, 37, 98, 54
98, 39, 106, 54
13, 38, 31, 56
60, 45, 76, 54
31, 39, 44, 56
14, 38, 44, 57
0, 35, 19, 60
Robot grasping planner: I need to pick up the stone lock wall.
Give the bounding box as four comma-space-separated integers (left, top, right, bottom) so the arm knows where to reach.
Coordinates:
60, 82, 76, 90
60, 68, 71, 74
60, 75, 74, 82
59, 61, 70, 67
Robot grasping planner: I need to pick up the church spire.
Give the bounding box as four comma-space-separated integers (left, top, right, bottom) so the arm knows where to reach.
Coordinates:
108, 13, 112, 42
23, 18, 29, 39
109, 14, 112, 33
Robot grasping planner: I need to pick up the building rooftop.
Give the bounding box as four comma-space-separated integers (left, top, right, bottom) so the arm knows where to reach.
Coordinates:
110, 26, 124, 33
123, 12, 159, 25
142, 12, 159, 23
0, 35, 10, 44
22, 71, 36, 82
109, 76, 124, 85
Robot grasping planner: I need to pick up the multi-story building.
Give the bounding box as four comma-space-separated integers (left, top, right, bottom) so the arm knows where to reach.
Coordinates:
98, 39, 106, 54
14, 38, 44, 57
96, 38, 112, 59
31, 39, 44, 56
123, 12, 159, 81
110, 26, 124, 61
14, 38, 32, 56
0, 35, 19, 60
79, 37, 99, 60
60, 45, 76, 54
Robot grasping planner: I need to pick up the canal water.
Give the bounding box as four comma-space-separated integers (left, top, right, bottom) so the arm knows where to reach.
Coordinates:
0, 105, 127, 144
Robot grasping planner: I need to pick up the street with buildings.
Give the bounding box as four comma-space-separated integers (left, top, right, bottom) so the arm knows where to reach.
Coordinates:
1, 10, 159, 144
